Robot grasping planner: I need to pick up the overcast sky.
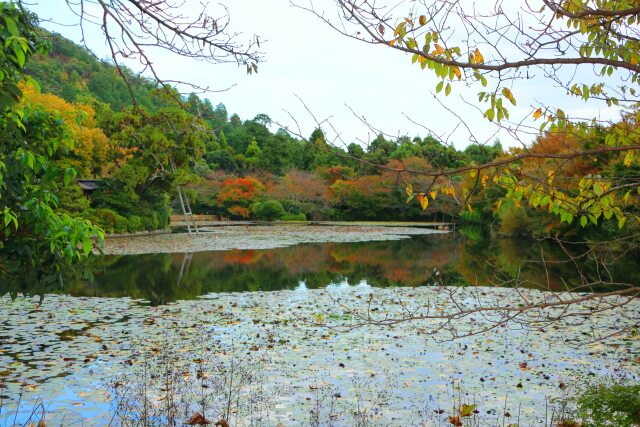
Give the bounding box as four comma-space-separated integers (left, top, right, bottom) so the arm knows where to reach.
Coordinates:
27, 0, 620, 150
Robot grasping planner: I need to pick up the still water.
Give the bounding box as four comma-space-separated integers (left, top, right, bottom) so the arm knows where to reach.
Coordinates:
52, 231, 640, 305
1, 231, 639, 426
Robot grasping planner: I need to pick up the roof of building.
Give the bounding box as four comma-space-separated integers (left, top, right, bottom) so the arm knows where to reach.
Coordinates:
78, 179, 102, 191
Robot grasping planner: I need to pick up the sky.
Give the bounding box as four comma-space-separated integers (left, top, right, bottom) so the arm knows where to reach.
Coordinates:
26, 0, 622, 150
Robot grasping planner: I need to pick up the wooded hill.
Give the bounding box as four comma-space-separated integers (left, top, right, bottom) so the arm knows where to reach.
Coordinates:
23, 29, 638, 242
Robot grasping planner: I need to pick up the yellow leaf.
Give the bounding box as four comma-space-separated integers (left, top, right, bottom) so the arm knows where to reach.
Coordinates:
419, 15, 427, 26
417, 194, 429, 210
405, 183, 413, 197
533, 108, 542, 120
474, 48, 484, 64
430, 191, 437, 200
502, 87, 515, 104
435, 44, 444, 54
389, 38, 397, 47
460, 403, 477, 417
624, 150, 634, 167
453, 66, 461, 79
404, 17, 414, 27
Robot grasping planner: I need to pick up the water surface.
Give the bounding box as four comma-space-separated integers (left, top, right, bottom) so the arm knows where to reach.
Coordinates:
1, 231, 639, 426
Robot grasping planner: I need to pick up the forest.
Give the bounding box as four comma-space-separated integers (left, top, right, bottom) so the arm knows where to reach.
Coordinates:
18, 29, 638, 244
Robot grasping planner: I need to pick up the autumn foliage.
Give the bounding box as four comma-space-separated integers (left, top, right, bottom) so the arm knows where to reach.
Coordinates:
216, 176, 265, 218
20, 83, 113, 177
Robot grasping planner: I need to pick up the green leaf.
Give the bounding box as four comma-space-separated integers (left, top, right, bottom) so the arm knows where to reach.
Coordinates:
3, 16, 18, 36
83, 236, 92, 256
484, 108, 495, 122
618, 217, 627, 229
580, 216, 588, 227
593, 183, 603, 196
12, 42, 25, 67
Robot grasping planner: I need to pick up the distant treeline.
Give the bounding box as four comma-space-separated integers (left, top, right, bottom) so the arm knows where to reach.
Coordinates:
25, 30, 638, 243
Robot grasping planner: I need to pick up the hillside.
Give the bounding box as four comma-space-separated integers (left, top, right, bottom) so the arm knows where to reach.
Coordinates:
26, 30, 171, 112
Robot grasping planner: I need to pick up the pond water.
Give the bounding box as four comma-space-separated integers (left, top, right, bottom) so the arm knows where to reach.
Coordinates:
51, 231, 640, 304
1, 229, 639, 426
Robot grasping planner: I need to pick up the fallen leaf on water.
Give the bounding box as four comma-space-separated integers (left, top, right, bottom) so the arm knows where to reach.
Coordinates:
448, 415, 463, 426
186, 412, 211, 425
459, 403, 477, 417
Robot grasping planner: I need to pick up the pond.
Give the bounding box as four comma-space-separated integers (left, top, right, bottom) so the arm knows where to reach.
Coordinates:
1, 226, 639, 426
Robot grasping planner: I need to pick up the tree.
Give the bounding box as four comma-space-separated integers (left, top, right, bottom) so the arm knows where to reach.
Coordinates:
0, 2, 101, 293
330, 175, 399, 219
216, 176, 264, 218
274, 170, 329, 204
51, 0, 262, 102
95, 107, 210, 221
19, 82, 111, 177
295, 0, 640, 336
301, 0, 640, 227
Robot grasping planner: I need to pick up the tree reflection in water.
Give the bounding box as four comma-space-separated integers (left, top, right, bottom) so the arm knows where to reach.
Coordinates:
20, 230, 639, 305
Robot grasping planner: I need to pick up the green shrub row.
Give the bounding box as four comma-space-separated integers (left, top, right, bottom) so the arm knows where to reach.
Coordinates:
84, 208, 167, 234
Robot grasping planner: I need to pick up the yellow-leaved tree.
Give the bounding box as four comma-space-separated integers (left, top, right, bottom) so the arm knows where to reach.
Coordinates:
20, 83, 112, 178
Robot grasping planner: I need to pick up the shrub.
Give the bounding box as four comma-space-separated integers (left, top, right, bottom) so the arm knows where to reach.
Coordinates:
281, 200, 302, 215
127, 215, 142, 232
252, 200, 286, 221
141, 214, 158, 231
281, 213, 306, 221
574, 382, 640, 426
91, 208, 120, 233
459, 209, 484, 224
155, 205, 171, 229
114, 215, 129, 234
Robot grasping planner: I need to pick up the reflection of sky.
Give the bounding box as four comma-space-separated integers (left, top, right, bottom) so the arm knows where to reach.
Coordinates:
2, 287, 639, 425
27, 0, 623, 150
5, 380, 111, 426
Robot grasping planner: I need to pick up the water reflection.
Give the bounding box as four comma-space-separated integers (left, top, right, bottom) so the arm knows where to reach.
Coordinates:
24, 230, 631, 305
1, 231, 636, 304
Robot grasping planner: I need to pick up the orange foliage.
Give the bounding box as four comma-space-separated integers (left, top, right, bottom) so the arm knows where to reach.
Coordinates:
273, 170, 329, 203
330, 174, 391, 203
216, 176, 264, 218
384, 156, 436, 189
227, 206, 251, 218
217, 176, 264, 201
525, 131, 600, 188
221, 250, 262, 264
531, 131, 578, 155
318, 166, 355, 184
